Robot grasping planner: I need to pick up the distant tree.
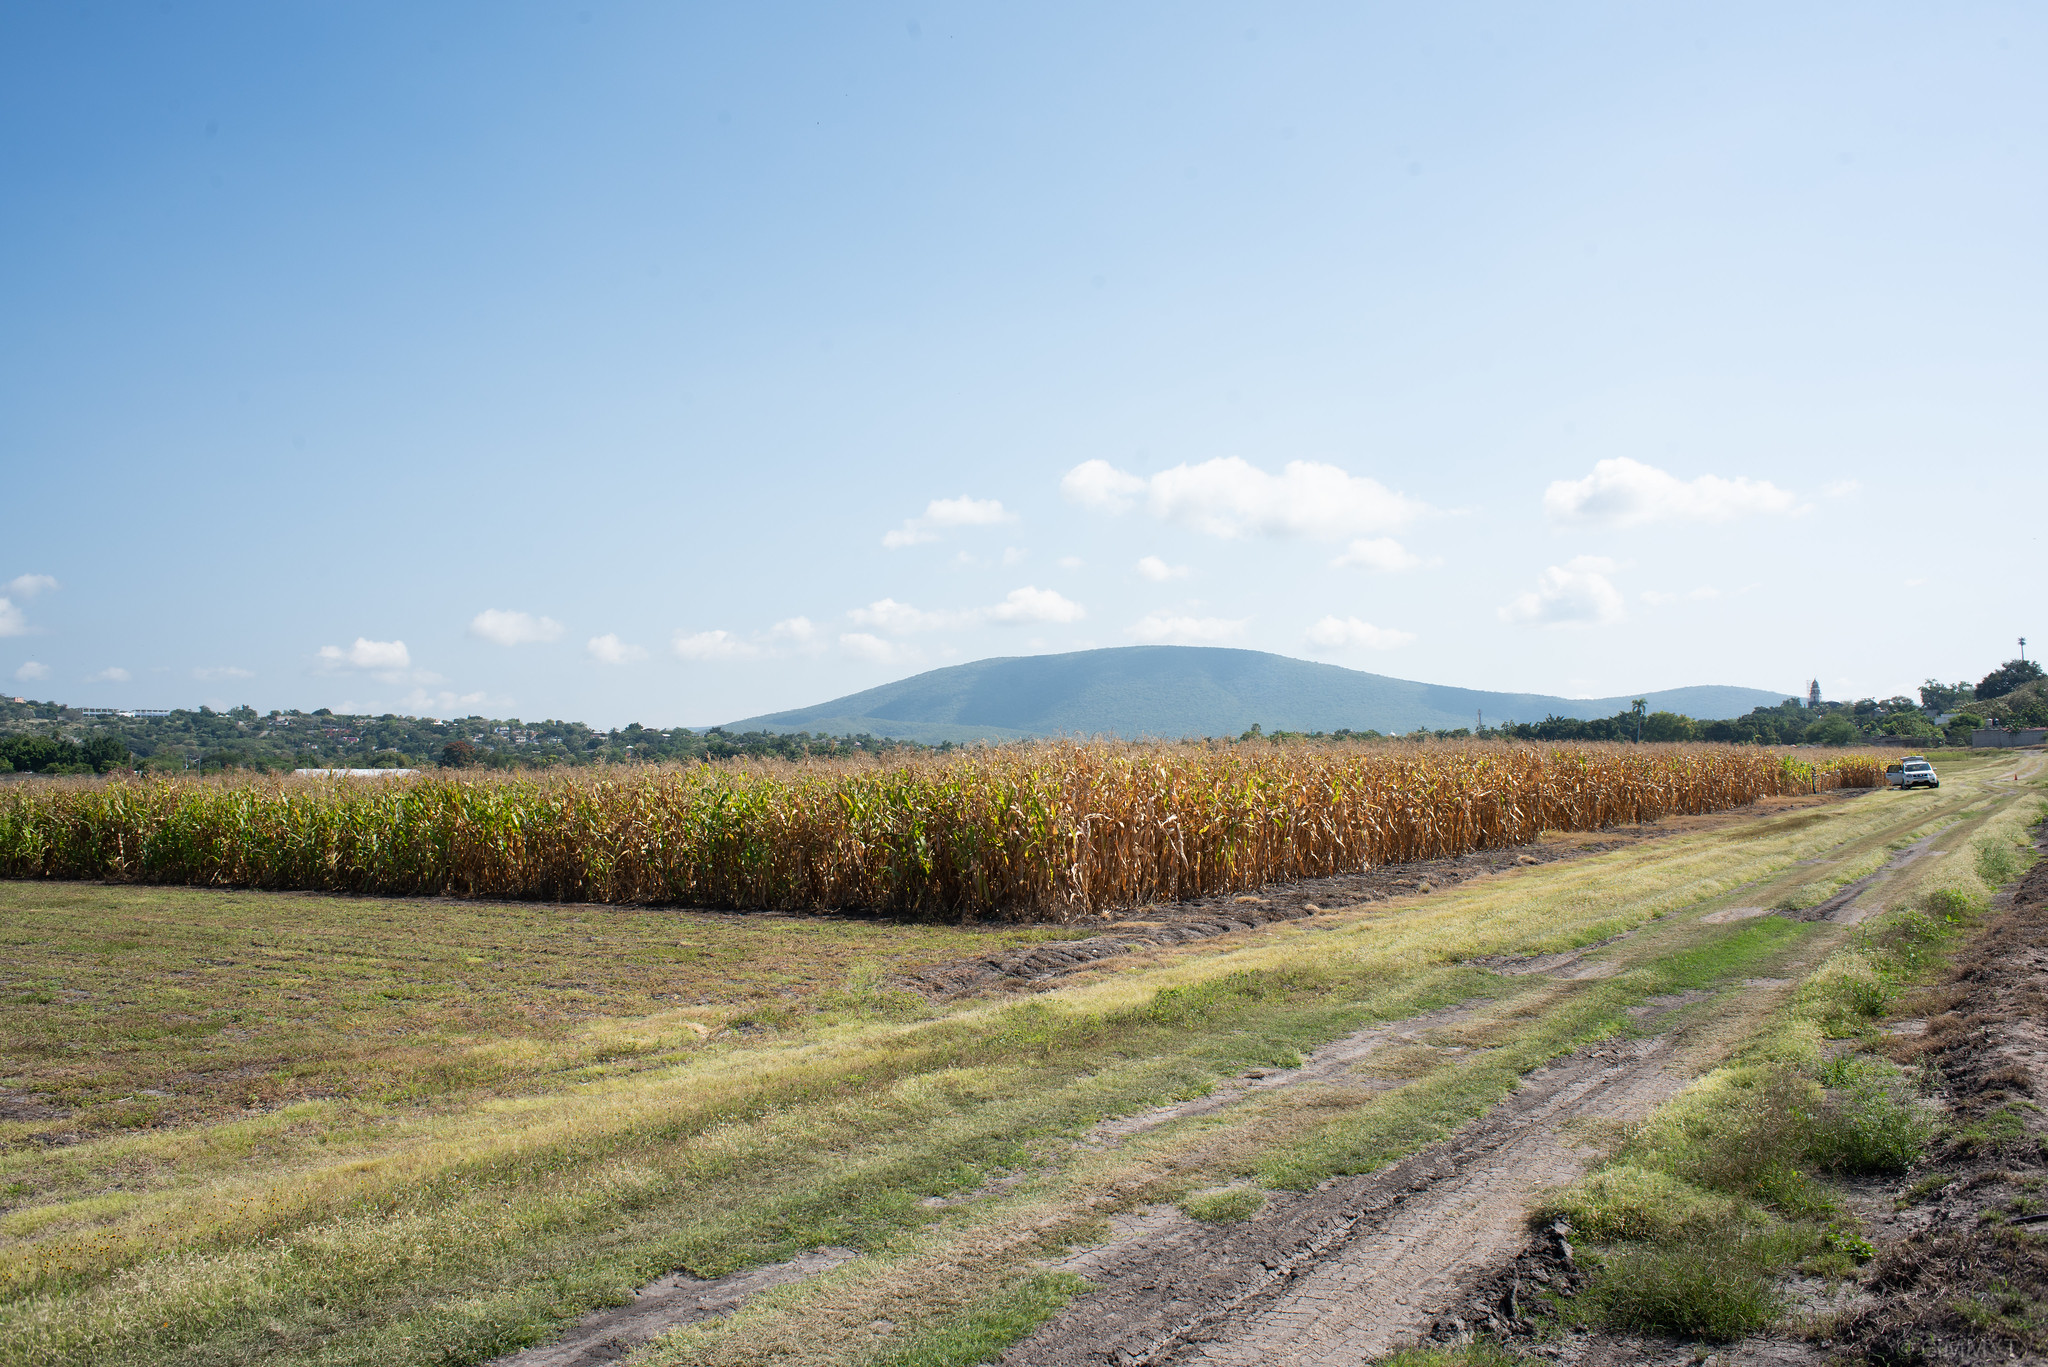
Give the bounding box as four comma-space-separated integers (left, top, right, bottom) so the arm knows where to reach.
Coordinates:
1880, 711, 1937, 738
78, 734, 131, 772
1946, 711, 1985, 747
439, 739, 479, 768
1976, 658, 2046, 701
1919, 679, 1973, 712
1805, 715, 1858, 746
1641, 711, 1695, 743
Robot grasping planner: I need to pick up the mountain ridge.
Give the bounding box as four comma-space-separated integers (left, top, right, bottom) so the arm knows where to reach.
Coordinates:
723, 646, 1792, 744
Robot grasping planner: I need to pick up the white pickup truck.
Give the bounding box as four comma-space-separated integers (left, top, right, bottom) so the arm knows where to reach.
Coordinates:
1886, 756, 1940, 790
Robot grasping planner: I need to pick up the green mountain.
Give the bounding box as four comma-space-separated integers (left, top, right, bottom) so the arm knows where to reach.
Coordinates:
724, 646, 1794, 743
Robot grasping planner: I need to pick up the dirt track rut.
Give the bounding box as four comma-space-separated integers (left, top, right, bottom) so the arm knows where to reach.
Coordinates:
1011, 1009, 1693, 1366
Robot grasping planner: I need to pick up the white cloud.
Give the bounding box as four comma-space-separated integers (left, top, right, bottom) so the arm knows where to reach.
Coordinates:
882, 495, 1016, 549
984, 586, 1085, 624
1136, 555, 1191, 582
673, 630, 760, 661
1304, 616, 1416, 650
839, 632, 897, 662
318, 638, 412, 670
193, 665, 254, 680
1688, 586, 1721, 601
5, 574, 58, 599
1060, 460, 1147, 513
1128, 612, 1249, 644
587, 634, 649, 665
468, 609, 564, 647
1065, 457, 1426, 540
0, 601, 25, 638
769, 617, 817, 642
15, 661, 49, 681
1542, 458, 1797, 527
1057, 555, 1085, 569
87, 666, 131, 683
850, 587, 1085, 634
400, 687, 493, 714
1823, 479, 1862, 498
1002, 546, 1027, 566
1499, 556, 1626, 627
850, 598, 958, 632
1329, 537, 1423, 571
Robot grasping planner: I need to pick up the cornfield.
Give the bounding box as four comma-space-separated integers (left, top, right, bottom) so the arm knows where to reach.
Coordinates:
0, 742, 1888, 922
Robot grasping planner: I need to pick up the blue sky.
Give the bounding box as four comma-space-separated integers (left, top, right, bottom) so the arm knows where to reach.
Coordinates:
2, 3, 2041, 726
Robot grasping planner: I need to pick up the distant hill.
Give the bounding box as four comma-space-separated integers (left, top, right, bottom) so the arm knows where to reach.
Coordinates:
724, 646, 1794, 743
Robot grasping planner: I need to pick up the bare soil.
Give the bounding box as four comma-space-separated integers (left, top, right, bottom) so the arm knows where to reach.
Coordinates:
1003, 998, 1706, 1366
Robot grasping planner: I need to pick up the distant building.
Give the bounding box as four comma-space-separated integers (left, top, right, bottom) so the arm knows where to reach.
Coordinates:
1807, 679, 1822, 709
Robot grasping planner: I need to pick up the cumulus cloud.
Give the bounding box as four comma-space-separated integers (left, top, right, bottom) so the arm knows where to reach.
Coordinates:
318, 638, 412, 670
1329, 537, 1423, 571
673, 630, 760, 661
1063, 458, 1425, 541
770, 617, 817, 642
839, 632, 897, 662
1500, 557, 1626, 627
1136, 555, 1190, 582
1128, 612, 1249, 644
87, 666, 131, 683
1059, 461, 1147, 513
587, 634, 649, 664
469, 609, 564, 647
400, 687, 493, 714
193, 665, 254, 680
1057, 555, 1085, 569
1305, 616, 1416, 650
1543, 458, 1796, 527
849, 587, 1084, 634
0, 573, 58, 639
986, 586, 1085, 624
883, 495, 1016, 549
15, 661, 49, 681
5, 574, 58, 599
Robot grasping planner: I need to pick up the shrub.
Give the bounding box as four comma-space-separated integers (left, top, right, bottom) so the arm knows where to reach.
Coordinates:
1582, 1228, 1786, 1338
1534, 1164, 1744, 1242
1806, 1062, 1937, 1174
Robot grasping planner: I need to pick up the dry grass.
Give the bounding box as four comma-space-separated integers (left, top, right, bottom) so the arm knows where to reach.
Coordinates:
0, 742, 1887, 921
0, 882, 1069, 1139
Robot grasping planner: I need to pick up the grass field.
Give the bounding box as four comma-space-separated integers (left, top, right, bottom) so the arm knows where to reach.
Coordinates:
0, 748, 2033, 1367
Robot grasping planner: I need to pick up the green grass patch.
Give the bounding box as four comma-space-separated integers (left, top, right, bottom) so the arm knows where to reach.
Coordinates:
1573, 1228, 1789, 1338
864, 1272, 1088, 1367
1179, 1187, 1266, 1223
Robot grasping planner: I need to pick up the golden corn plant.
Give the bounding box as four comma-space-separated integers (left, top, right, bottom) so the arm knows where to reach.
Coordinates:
0, 742, 1888, 921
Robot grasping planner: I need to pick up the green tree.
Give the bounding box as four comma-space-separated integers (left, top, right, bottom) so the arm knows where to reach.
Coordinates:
1879, 711, 1936, 738
1946, 711, 1985, 746
1805, 715, 1857, 746
1641, 711, 1696, 742
1918, 679, 1973, 712
1976, 658, 2046, 701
